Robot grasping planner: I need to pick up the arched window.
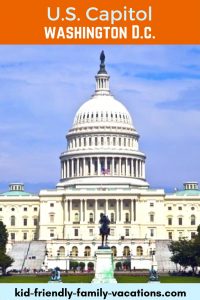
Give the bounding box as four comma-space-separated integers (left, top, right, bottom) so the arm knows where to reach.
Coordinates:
59, 246, 65, 257
71, 246, 78, 257
111, 246, 117, 257
89, 212, 94, 223
11, 215, 15, 226
136, 246, 143, 256
191, 215, 196, 225
84, 246, 91, 257
123, 246, 130, 256
110, 213, 115, 223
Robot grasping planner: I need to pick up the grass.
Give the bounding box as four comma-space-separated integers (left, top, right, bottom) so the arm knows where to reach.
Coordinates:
1, 274, 200, 283
0, 275, 94, 283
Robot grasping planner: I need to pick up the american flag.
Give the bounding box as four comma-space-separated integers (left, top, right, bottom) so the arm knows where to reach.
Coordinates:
101, 168, 110, 175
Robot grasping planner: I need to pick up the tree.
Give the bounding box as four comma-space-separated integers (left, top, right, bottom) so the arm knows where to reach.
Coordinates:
70, 260, 78, 270
0, 221, 14, 275
115, 261, 122, 271
79, 262, 85, 271
0, 250, 14, 275
88, 262, 94, 271
0, 221, 8, 252
169, 226, 200, 274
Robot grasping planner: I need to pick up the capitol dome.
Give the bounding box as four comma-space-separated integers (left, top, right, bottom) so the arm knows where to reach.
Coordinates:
73, 94, 133, 129
58, 51, 148, 189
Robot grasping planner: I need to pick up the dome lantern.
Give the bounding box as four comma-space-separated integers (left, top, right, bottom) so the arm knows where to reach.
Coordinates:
95, 51, 110, 95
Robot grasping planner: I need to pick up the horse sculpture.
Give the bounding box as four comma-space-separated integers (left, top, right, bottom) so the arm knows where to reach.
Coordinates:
99, 213, 110, 247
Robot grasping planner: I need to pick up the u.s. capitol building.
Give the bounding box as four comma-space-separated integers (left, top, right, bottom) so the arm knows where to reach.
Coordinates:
1, 53, 200, 272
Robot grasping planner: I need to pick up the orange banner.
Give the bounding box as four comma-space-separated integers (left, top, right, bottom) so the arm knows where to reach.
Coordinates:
0, 0, 199, 44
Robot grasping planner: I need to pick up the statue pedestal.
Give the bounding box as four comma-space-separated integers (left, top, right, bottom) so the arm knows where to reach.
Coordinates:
92, 248, 117, 283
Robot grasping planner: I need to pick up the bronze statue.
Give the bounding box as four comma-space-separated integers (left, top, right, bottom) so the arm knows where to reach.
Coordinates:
99, 213, 110, 248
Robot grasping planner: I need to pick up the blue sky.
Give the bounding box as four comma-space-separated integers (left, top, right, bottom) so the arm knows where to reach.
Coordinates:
0, 45, 200, 192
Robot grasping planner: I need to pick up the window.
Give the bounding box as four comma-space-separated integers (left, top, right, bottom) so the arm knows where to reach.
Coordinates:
178, 217, 183, 225
110, 213, 115, 223
125, 213, 130, 223
0, 208, 2, 211
150, 229, 154, 237
24, 207, 27, 211
191, 215, 196, 225
23, 232, 27, 240
101, 137, 104, 146
109, 228, 114, 236
50, 203, 54, 207
23, 218, 28, 226
95, 137, 98, 146
33, 218, 38, 226
50, 214, 54, 223
74, 228, 79, 236
178, 206, 182, 210
150, 202, 154, 207
107, 137, 110, 145
89, 228, 93, 236
125, 228, 130, 236
89, 213, 94, 223
59, 246, 65, 257
119, 138, 121, 146
74, 212, 79, 222
11, 208, 15, 211
34, 207, 38, 211
113, 137, 116, 146
136, 246, 143, 256
168, 206, 172, 210
89, 137, 92, 146
168, 232, 173, 240
150, 214, 154, 222
168, 218, 172, 225
84, 246, 91, 257
191, 206, 195, 211
178, 232, 183, 240
123, 246, 130, 256
11, 233, 15, 240
50, 230, 54, 238
71, 246, 78, 257
111, 246, 117, 257
191, 232, 196, 239
11, 216, 15, 226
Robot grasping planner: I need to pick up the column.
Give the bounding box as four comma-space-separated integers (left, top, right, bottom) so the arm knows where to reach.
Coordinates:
97, 157, 101, 175
80, 199, 83, 222
90, 157, 93, 176
119, 157, 121, 176
134, 199, 136, 221
105, 157, 107, 172
131, 159, 134, 177
95, 199, 98, 223
71, 159, 74, 177
83, 157, 86, 176
66, 160, 69, 178
142, 161, 145, 179
84, 199, 87, 222
135, 159, 138, 177
120, 200, 123, 222
105, 199, 108, 215
130, 200, 133, 223
68, 200, 72, 222
112, 157, 115, 176
125, 158, 128, 176
116, 199, 119, 222
61, 162, 64, 179
76, 158, 79, 177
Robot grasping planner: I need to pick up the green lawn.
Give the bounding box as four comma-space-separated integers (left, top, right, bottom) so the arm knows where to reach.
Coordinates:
1, 274, 200, 283
0, 275, 94, 283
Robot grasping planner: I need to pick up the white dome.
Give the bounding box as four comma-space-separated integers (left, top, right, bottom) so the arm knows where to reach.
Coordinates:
73, 93, 133, 128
